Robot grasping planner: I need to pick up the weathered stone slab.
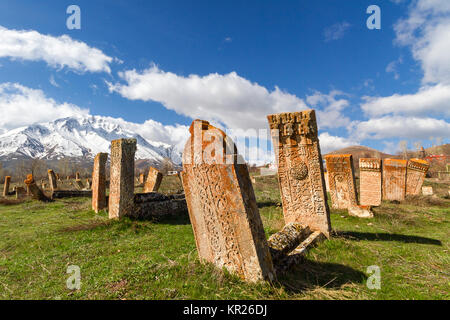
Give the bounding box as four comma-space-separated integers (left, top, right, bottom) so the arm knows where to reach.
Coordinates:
92, 153, 108, 213
406, 159, 429, 196
181, 120, 275, 282
48, 169, 58, 191
24, 174, 51, 202
267, 223, 311, 264
324, 154, 358, 210
143, 167, 163, 193
85, 178, 92, 189
132, 192, 188, 220
422, 186, 433, 196
75, 172, 80, 180
108, 138, 137, 219
348, 205, 374, 218
3, 176, 11, 197
359, 158, 382, 206
324, 171, 330, 191
74, 179, 84, 190
268, 110, 331, 237
51, 190, 92, 199
383, 159, 407, 201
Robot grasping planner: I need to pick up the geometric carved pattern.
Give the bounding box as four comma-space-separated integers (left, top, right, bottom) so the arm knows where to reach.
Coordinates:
181, 120, 275, 282
383, 159, 407, 201
267, 110, 331, 237
324, 154, 358, 210
359, 158, 382, 206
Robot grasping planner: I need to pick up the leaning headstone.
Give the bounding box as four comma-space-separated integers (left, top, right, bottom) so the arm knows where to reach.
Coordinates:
359, 158, 382, 206
422, 186, 433, 196
406, 159, 429, 196
3, 176, 11, 197
324, 154, 358, 209
108, 138, 137, 219
268, 110, 331, 237
48, 169, 58, 191
383, 159, 407, 201
143, 167, 163, 193
139, 173, 145, 185
24, 174, 51, 202
181, 120, 275, 282
92, 152, 108, 213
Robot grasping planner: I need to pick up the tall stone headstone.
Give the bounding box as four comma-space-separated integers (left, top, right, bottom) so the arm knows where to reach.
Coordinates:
181, 120, 275, 282
359, 158, 382, 206
48, 169, 58, 191
3, 176, 11, 197
143, 167, 163, 193
267, 110, 331, 237
406, 158, 429, 196
324, 154, 358, 209
92, 152, 108, 213
24, 174, 50, 202
383, 159, 407, 201
108, 139, 137, 219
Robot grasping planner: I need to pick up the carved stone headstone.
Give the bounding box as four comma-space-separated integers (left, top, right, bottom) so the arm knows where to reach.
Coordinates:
24, 174, 51, 202
108, 139, 137, 219
359, 158, 382, 206
324, 154, 358, 209
75, 172, 80, 180
383, 159, 407, 201
267, 110, 331, 237
181, 120, 275, 282
406, 159, 429, 196
48, 169, 58, 191
14, 186, 26, 199
143, 167, 163, 193
92, 152, 108, 213
139, 173, 145, 185
3, 176, 11, 197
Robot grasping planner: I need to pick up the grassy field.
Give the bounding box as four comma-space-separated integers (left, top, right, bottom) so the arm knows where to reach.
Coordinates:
0, 175, 449, 300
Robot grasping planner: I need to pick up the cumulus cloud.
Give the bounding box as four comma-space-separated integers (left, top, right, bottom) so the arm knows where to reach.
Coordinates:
306, 90, 351, 129
323, 22, 351, 42
352, 116, 450, 141
0, 82, 89, 131
0, 25, 114, 73
318, 132, 357, 154
107, 65, 308, 130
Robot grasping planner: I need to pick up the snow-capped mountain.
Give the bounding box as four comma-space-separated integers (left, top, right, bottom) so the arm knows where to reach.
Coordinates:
0, 115, 182, 164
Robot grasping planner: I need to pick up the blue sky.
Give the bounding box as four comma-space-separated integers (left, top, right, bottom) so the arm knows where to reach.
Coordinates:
0, 0, 449, 160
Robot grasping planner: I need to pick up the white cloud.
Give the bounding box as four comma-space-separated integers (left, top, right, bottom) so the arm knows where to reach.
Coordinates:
306, 90, 351, 129
386, 57, 403, 80
352, 116, 450, 141
107, 65, 308, 131
0, 82, 89, 132
49, 75, 59, 87
361, 84, 450, 117
0, 25, 114, 73
318, 132, 357, 154
323, 22, 351, 42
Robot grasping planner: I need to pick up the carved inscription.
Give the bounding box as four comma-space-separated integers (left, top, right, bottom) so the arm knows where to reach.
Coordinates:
406, 158, 429, 196
359, 158, 382, 206
383, 159, 407, 201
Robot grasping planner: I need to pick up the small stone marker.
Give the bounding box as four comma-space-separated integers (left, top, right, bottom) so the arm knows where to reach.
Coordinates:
143, 167, 163, 193
406, 159, 429, 196
92, 152, 108, 213
86, 178, 92, 189
422, 186, 433, 196
383, 159, 407, 201
267, 110, 331, 237
324, 154, 358, 209
14, 186, 26, 199
3, 176, 11, 197
181, 120, 275, 282
75, 172, 80, 180
359, 158, 382, 206
139, 173, 145, 184
109, 138, 137, 219
48, 169, 58, 191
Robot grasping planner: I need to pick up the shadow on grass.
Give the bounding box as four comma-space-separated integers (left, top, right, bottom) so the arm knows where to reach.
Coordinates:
335, 231, 442, 246
132, 213, 192, 225
277, 258, 367, 293
257, 200, 280, 209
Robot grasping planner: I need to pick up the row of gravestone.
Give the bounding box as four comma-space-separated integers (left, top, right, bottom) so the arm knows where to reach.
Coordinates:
323, 155, 429, 217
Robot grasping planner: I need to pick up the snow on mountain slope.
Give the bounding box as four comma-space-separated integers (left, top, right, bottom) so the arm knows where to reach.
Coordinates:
0, 115, 183, 164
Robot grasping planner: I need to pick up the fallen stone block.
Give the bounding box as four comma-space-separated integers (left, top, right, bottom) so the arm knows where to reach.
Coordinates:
348, 205, 374, 218
51, 190, 92, 199
267, 223, 311, 264
131, 192, 188, 220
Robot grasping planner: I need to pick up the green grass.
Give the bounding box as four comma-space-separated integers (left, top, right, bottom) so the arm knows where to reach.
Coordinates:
0, 176, 449, 300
